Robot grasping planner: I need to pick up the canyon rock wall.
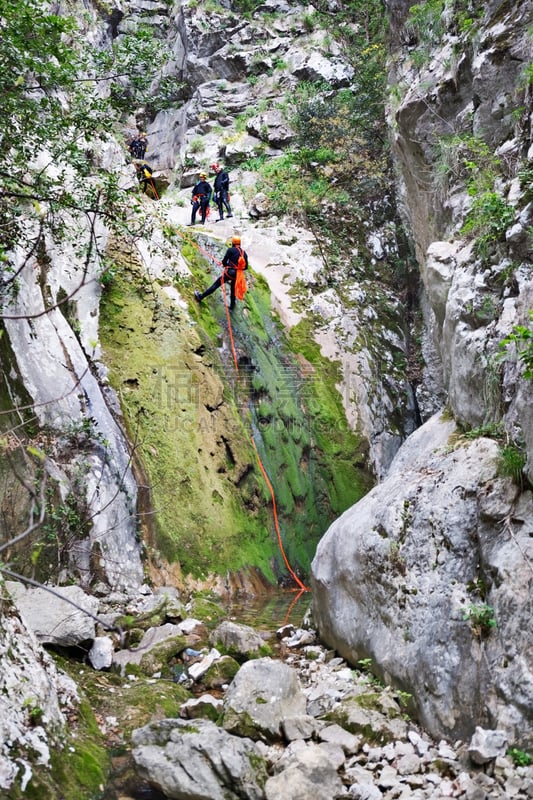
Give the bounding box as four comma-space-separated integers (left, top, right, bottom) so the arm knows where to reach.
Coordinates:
312, 0, 533, 747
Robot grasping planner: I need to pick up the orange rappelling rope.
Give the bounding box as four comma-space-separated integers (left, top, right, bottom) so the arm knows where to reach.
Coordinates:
178, 227, 309, 593
149, 178, 160, 200
249, 436, 308, 592
220, 271, 240, 374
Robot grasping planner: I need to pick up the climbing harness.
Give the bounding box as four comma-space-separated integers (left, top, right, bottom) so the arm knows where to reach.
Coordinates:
137, 162, 160, 200
192, 194, 210, 221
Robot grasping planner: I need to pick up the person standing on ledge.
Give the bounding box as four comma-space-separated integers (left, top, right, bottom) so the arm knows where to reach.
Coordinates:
128, 131, 148, 160
189, 172, 212, 225
212, 163, 233, 221
194, 235, 248, 310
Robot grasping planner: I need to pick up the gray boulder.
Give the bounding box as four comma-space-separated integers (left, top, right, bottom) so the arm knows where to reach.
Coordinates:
0, 597, 79, 793
246, 110, 295, 147
113, 623, 186, 675
209, 619, 268, 660
88, 636, 114, 670
311, 411, 533, 747
132, 718, 267, 800
468, 726, 508, 765
264, 742, 345, 800
180, 694, 223, 722
222, 657, 307, 742
5, 582, 99, 646
285, 46, 355, 86
327, 691, 408, 744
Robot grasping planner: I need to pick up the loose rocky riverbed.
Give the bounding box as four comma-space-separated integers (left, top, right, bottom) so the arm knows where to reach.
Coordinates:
105, 597, 532, 799
6, 581, 532, 799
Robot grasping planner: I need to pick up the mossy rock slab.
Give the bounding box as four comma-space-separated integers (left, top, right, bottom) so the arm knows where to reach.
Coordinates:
138, 634, 188, 676
209, 619, 273, 662
325, 694, 408, 744
201, 654, 240, 689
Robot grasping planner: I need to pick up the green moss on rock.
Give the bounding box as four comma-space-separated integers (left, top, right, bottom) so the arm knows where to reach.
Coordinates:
138, 634, 187, 676
8, 698, 109, 800
202, 654, 240, 688
100, 233, 373, 584
99, 252, 278, 581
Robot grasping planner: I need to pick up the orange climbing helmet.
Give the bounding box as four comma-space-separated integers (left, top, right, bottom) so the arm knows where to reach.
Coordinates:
231, 235, 241, 245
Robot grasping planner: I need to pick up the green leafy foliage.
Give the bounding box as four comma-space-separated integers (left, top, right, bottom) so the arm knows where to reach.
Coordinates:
407, 0, 445, 46
238, 0, 389, 246
508, 748, 532, 767
463, 421, 504, 440
231, 0, 285, 14
499, 310, 533, 380
96, 24, 181, 114
434, 134, 496, 193
498, 443, 527, 487
461, 191, 515, 259
406, 0, 480, 64
463, 603, 497, 637
433, 133, 515, 261
452, 0, 484, 35
522, 62, 533, 88
460, 419, 527, 488
0, 0, 167, 308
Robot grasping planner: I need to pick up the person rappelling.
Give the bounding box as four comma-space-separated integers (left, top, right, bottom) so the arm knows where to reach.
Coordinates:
136, 161, 153, 192
194, 235, 248, 311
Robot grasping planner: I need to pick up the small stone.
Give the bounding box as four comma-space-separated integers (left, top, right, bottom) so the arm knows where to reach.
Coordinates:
397, 753, 422, 775
437, 779, 455, 796
282, 715, 318, 741
504, 774, 524, 797
318, 741, 346, 769
377, 764, 399, 788
367, 746, 385, 762
349, 783, 383, 799
394, 741, 416, 757
88, 636, 114, 670
404, 774, 426, 788
437, 740, 458, 760
319, 723, 361, 754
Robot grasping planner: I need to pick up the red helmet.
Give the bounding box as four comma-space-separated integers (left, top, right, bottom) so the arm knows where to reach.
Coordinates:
211, 163, 220, 172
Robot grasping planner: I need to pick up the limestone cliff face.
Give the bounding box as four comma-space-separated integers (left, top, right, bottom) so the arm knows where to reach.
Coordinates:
128, 0, 421, 481
0, 0, 413, 601
387, 0, 533, 458
312, 0, 533, 747
1, 215, 144, 594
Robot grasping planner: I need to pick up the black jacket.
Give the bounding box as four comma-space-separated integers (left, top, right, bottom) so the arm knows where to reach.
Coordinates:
214, 170, 230, 194
222, 245, 248, 274
192, 180, 212, 201
129, 137, 147, 159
